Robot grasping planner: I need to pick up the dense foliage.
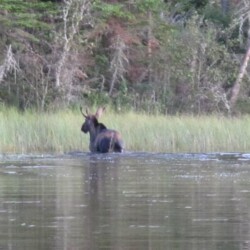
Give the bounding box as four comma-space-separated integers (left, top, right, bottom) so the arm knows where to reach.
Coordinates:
0, 0, 250, 114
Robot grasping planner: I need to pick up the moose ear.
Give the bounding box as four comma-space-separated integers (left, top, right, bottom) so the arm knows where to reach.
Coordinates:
95, 107, 106, 119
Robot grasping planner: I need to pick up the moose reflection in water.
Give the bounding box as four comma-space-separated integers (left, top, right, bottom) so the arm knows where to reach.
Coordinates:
80, 107, 124, 153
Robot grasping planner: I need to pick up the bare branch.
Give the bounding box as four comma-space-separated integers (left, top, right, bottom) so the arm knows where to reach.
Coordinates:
109, 36, 128, 95
0, 45, 19, 83
55, 0, 92, 87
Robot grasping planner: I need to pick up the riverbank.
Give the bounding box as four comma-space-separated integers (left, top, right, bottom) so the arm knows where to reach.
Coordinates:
1, 108, 250, 154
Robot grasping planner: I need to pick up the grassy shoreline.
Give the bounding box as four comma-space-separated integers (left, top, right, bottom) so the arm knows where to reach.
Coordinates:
1, 108, 250, 154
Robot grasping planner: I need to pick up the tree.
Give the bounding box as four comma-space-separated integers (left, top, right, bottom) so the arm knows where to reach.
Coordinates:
229, 1, 250, 110
0, 45, 19, 84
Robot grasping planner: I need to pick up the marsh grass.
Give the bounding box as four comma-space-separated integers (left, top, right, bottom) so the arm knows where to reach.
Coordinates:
0, 108, 87, 154
115, 113, 250, 153
1, 108, 250, 154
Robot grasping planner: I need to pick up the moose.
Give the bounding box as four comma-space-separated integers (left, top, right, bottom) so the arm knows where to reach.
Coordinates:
80, 107, 124, 153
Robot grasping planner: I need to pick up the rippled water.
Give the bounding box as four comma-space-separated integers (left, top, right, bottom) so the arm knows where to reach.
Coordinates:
1, 152, 250, 250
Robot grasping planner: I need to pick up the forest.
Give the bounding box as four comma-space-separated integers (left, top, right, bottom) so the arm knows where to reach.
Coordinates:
0, 0, 250, 115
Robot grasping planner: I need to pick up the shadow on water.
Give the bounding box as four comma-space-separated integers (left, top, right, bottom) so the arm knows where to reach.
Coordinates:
1, 152, 250, 249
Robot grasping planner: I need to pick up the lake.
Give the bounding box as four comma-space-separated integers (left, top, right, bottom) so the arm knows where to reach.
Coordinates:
0, 152, 250, 250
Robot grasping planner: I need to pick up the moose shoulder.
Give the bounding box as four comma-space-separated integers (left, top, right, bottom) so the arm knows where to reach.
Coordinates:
80, 107, 124, 153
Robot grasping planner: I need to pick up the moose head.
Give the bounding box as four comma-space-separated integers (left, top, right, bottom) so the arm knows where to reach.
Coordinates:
80, 107, 124, 153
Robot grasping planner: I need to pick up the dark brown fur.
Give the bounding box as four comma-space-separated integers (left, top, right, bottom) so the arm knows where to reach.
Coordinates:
80, 107, 124, 153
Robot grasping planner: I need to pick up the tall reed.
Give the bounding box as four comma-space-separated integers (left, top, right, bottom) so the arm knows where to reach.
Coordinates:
1, 108, 250, 154
0, 108, 87, 153
110, 112, 250, 153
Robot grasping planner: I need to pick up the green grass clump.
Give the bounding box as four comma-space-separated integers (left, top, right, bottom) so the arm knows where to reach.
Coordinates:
1, 108, 250, 154
112, 113, 250, 153
0, 108, 87, 154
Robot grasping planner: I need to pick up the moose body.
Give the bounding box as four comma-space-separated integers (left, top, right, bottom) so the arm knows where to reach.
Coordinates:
80, 107, 124, 153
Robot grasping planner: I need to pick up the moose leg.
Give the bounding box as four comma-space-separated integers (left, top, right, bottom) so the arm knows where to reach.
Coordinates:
113, 142, 123, 152
97, 138, 111, 153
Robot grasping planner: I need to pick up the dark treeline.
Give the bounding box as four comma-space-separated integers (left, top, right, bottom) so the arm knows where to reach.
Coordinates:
0, 0, 250, 114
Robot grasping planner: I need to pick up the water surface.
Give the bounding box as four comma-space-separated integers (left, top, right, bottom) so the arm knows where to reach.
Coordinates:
1, 152, 250, 250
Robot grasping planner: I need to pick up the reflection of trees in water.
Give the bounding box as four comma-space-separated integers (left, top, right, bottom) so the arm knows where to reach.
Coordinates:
164, 163, 250, 250
53, 157, 250, 250
3, 156, 250, 249
54, 161, 86, 250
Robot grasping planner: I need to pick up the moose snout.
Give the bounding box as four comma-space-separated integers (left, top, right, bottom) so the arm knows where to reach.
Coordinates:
81, 124, 88, 133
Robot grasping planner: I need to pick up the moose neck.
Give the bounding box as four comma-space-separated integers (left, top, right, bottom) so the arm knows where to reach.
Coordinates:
88, 126, 98, 150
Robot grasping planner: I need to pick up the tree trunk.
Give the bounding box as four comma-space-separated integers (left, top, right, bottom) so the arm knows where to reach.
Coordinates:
230, 45, 250, 108
147, 11, 153, 85
229, 2, 250, 110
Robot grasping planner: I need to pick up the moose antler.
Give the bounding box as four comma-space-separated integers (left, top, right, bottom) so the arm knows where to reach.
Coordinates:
80, 107, 88, 118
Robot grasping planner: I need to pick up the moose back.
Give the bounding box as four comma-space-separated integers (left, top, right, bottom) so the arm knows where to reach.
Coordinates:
80, 107, 124, 153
